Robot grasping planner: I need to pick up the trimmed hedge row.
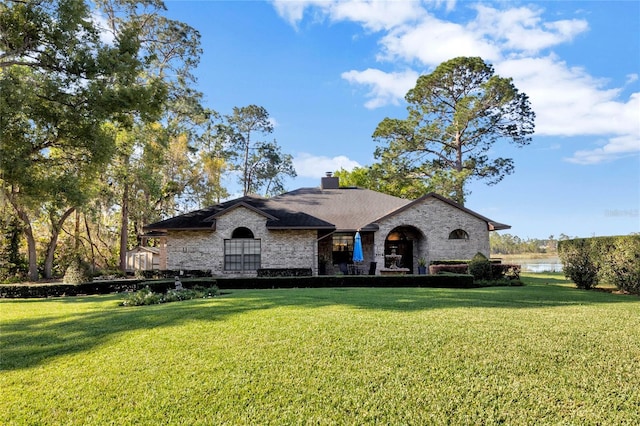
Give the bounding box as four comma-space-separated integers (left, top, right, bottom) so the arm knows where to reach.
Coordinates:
0, 280, 141, 298
429, 262, 521, 280
257, 268, 313, 277
136, 270, 212, 279
558, 235, 640, 294
0, 274, 476, 298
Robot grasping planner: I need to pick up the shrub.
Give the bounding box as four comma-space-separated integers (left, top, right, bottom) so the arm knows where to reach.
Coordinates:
558, 238, 600, 289
257, 268, 312, 277
120, 285, 220, 306
134, 270, 147, 280
63, 257, 93, 284
429, 264, 468, 275
602, 236, 640, 294
468, 252, 492, 281
491, 264, 521, 280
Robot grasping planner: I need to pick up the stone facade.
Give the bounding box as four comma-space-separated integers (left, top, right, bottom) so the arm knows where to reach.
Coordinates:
165, 206, 317, 277
372, 197, 489, 274
163, 196, 493, 277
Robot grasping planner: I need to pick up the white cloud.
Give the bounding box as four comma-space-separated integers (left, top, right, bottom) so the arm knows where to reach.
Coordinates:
378, 16, 501, 65
293, 153, 361, 178
272, 0, 426, 31
329, 1, 426, 31
272, 1, 639, 164
497, 56, 639, 138
566, 134, 640, 165
341, 68, 419, 109
270, 0, 321, 28
471, 5, 588, 54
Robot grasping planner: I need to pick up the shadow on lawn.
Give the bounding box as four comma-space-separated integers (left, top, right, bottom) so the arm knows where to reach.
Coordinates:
1, 281, 633, 371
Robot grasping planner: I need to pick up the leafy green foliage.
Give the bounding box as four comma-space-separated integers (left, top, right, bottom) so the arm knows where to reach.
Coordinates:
467, 252, 492, 280
216, 105, 296, 196
0, 215, 26, 281
372, 57, 535, 205
1, 0, 166, 280
120, 285, 219, 306
559, 236, 640, 294
62, 257, 93, 284
558, 238, 600, 289
602, 236, 640, 294
334, 164, 430, 199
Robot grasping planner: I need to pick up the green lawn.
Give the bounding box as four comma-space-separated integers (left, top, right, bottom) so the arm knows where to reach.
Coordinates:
1, 274, 639, 425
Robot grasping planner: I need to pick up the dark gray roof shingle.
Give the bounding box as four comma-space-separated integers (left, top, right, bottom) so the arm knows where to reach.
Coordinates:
144, 188, 510, 232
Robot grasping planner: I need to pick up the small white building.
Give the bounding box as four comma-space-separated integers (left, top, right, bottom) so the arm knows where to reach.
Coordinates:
125, 246, 161, 272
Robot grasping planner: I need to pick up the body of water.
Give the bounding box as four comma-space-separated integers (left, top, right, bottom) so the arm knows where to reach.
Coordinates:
515, 257, 563, 273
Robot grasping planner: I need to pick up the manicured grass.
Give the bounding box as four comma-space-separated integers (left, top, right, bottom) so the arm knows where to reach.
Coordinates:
1, 273, 639, 424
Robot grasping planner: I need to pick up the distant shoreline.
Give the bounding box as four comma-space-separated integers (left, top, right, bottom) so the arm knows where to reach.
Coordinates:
491, 253, 559, 261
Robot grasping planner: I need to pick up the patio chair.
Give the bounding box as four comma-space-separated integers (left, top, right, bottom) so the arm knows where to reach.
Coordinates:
339, 262, 349, 275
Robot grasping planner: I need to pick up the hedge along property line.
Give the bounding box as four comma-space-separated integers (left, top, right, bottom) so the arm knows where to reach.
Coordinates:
558, 235, 640, 294
0, 274, 476, 298
429, 262, 521, 280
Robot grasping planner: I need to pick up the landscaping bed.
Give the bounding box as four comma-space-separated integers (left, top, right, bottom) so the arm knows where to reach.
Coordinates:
0, 274, 480, 298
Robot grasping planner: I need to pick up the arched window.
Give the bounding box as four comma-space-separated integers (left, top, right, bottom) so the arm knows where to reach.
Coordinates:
449, 229, 469, 240
232, 227, 254, 239
225, 227, 260, 271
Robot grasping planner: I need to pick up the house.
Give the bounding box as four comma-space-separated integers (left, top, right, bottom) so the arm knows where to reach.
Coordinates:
143, 174, 510, 276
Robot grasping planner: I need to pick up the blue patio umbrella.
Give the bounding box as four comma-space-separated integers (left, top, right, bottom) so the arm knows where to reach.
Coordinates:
353, 231, 364, 263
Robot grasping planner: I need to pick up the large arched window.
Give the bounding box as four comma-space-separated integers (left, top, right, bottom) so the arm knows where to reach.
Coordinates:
225, 227, 261, 271
449, 229, 469, 240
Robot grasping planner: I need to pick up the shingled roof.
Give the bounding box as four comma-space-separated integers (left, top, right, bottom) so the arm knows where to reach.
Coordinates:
144, 195, 336, 232
269, 187, 411, 231
144, 185, 509, 233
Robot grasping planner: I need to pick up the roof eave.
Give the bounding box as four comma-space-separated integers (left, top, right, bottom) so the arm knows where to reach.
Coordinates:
267, 225, 336, 231
489, 222, 511, 231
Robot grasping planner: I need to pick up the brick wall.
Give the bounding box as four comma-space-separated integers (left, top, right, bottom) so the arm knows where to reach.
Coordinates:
165, 206, 317, 277
165, 197, 491, 276
373, 197, 489, 273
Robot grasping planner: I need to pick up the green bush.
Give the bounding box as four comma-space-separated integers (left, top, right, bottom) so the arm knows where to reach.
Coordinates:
428, 264, 468, 275
558, 238, 599, 289
491, 264, 521, 280
120, 285, 220, 306
63, 257, 93, 284
559, 236, 640, 293
602, 236, 640, 294
468, 252, 492, 281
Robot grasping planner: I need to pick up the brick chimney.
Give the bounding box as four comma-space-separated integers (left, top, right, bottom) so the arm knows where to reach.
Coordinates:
321, 172, 339, 189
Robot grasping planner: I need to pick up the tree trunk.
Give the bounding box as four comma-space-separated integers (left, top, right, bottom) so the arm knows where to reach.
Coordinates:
4, 188, 39, 281
74, 209, 80, 251
44, 207, 75, 279
119, 181, 129, 272
84, 213, 96, 272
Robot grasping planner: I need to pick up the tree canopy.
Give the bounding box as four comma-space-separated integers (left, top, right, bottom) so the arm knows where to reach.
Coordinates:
0, 0, 165, 280
373, 57, 535, 205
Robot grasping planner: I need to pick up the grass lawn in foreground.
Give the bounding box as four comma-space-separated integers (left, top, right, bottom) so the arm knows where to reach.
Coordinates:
1, 273, 639, 424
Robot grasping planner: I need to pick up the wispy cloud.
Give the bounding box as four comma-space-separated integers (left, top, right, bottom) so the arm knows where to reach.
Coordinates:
293, 153, 361, 178
341, 68, 419, 109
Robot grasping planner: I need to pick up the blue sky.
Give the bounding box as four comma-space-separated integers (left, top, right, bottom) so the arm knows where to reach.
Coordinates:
163, 0, 639, 239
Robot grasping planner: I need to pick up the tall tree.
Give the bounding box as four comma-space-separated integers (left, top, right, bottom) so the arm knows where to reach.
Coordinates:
0, 0, 163, 280
94, 0, 204, 271
373, 57, 535, 205
219, 105, 296, 196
